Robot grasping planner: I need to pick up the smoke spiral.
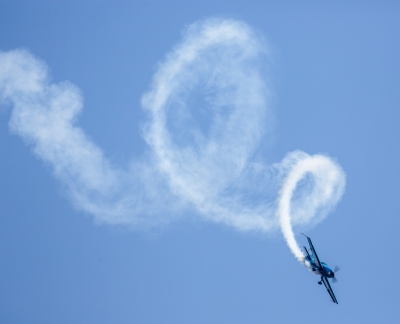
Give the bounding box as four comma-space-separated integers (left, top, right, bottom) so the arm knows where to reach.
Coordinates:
0, 18, 346, 258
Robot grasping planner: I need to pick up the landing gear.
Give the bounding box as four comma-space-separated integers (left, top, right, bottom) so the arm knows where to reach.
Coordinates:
318, 281, 322, 285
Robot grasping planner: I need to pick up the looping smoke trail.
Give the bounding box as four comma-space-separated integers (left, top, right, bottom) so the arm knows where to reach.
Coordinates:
142, 18, 277, 231
0, 18, 346, 259
277, 152, 346, 262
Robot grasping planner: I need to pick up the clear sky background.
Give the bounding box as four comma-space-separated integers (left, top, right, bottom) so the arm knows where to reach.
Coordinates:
1, 1, 400, 323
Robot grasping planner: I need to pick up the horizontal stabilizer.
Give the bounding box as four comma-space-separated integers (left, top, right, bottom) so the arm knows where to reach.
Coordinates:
303, 246, 311, 258
302, 233, 322, 268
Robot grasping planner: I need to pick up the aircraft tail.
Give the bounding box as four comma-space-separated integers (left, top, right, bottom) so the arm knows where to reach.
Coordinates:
303, 246, 311, 258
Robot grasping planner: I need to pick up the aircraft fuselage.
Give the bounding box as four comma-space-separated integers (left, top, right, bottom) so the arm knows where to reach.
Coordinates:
305, 256, 334, 278
302, 234, 338, 304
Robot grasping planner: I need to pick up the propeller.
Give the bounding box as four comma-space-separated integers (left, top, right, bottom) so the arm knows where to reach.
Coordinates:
332, 265, 340, 283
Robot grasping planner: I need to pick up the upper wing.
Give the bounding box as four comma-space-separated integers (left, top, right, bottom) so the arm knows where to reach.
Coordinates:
322, 276, 338, 304
302, 234, 322, 269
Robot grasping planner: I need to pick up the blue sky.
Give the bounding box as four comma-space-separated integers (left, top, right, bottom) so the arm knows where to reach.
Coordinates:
1, 1, 400, 323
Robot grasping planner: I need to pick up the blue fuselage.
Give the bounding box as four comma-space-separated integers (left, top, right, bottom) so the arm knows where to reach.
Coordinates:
305, 256, 334, 278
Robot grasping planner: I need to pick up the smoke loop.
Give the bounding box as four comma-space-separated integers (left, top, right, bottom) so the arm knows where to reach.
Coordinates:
0, 18, 346, 260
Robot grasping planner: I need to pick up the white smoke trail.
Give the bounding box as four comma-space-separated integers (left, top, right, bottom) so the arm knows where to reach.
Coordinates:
0, 48, 175, 227
0, 18, 346, 258
141, 18, 277, 231
277, 152, 346, 262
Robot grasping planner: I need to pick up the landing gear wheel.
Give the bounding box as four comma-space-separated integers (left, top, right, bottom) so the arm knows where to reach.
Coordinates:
318, 281, 322, 285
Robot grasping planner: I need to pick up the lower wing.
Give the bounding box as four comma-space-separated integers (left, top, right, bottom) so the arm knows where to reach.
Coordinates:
322, 276, 338, 304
